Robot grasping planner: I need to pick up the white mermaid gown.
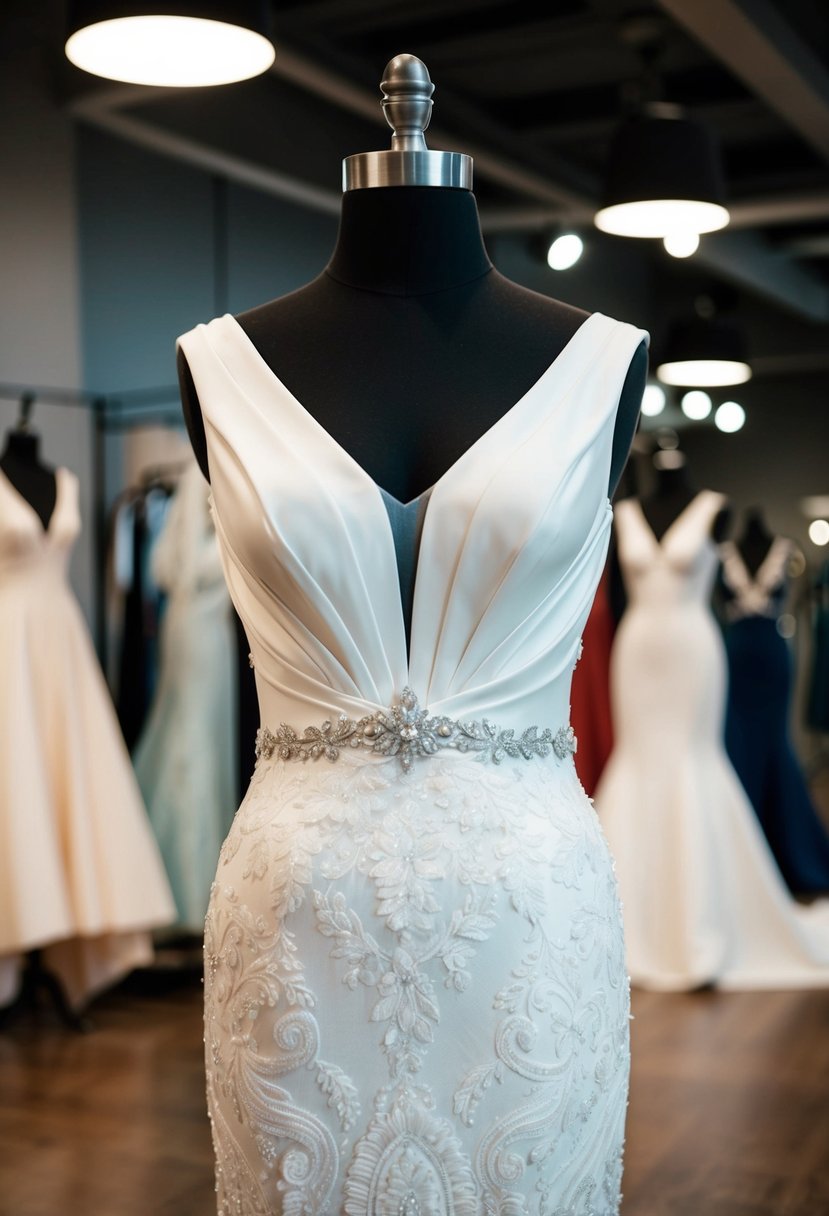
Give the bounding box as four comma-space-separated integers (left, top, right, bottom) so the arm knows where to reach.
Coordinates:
0, 466, 175, 1010
177, 310, 648, 1216
595, 492, 829, 991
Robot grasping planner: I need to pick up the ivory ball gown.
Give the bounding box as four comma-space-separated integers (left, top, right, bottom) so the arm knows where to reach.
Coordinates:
0, 465, 175, 1010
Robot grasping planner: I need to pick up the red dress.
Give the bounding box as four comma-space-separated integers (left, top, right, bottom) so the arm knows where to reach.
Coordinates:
572, 567, 615, 796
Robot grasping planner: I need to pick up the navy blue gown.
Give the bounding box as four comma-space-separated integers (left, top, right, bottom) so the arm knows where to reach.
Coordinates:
722, 538, 829, 893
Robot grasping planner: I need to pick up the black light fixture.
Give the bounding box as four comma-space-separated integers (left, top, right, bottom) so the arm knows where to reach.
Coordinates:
656, 316, 752, 387
595, 104, 729, 240
594, 18, 729, 243
65, 1, 275, 87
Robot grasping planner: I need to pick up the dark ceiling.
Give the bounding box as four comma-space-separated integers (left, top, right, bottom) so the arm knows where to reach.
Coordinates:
10, 0, 829, 337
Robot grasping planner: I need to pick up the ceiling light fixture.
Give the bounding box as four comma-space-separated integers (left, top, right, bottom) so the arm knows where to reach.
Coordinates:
65, 2, 275, 87
595, 107, 729, 240
656, 317, 752, 387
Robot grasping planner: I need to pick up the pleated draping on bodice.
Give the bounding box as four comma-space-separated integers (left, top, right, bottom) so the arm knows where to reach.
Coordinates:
176, 311, 648, 735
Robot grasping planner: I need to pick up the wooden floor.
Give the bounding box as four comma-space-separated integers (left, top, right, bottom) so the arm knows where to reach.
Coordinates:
1, 972, 828, 1215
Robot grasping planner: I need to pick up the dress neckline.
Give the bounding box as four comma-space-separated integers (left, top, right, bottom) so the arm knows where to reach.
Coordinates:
721, 536, 790, 597
221, 310, 607, 509
0, 464, 65, 539
630, 490, 721, 554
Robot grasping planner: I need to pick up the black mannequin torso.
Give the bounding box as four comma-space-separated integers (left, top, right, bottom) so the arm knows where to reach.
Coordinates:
638, 461, 731, 543
0, 430, 57, 531
609, 459, 732, 622
736, 508, 774, 575
178, 188, 647, 500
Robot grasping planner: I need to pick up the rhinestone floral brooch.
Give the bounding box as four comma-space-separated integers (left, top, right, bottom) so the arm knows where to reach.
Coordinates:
255, 686, 577, 772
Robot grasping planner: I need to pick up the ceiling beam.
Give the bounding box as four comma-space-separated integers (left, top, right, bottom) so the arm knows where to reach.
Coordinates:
654, 0, 829, 163
68, 88, 342, 215
693, 230, 829, 321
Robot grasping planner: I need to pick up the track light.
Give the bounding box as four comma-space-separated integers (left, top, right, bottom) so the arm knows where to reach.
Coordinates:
547, 233, 584, 271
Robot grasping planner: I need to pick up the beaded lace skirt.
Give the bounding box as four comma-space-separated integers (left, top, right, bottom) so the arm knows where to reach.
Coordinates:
204, 748, 629, 1215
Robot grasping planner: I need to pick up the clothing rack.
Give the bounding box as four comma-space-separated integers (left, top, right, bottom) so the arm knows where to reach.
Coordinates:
0, 381, 184, 662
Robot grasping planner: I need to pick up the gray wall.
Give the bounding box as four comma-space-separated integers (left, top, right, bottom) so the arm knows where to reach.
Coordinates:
0, 42, 92, 619
75, 127, 341, 631
77, 126, 341, 391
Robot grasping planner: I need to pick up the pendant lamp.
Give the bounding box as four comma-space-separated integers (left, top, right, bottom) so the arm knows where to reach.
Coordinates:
65, 2, 275, 87
656, 317, 751, 387
595, 107, 729, 239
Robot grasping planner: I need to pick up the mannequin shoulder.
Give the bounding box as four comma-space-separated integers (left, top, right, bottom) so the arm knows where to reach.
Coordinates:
485, 270, 589, 331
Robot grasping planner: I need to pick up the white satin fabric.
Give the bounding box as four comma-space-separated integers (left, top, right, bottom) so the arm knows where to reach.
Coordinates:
177, 310, 648, 1216
0, 466, 175, 1010
596, 493, 829, 991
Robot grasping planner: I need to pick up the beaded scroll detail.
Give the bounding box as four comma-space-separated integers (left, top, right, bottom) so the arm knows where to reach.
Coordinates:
254, 686, 577, 772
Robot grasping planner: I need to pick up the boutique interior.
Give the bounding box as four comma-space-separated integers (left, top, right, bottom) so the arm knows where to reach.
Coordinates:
2, 2, 829, 1214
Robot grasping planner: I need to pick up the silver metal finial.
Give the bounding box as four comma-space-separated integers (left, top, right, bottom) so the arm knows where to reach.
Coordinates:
343, 54, 473, 191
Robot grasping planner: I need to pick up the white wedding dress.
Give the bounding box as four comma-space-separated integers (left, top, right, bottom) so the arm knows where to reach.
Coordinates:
177, 310, 647, 1216
0, 466, 175, 1010
595, 492, 829, 991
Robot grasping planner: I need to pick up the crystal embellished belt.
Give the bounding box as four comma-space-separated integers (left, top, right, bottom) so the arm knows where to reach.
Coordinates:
254, 686, 577, 772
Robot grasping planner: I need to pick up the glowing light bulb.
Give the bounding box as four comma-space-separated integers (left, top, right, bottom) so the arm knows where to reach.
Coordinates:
714, 401, 746, 433
663, 230, 700, 258
680, 390, 712, 420
641, 384, 666, 417
547, 234, 584, 271
809, 519, 829, 546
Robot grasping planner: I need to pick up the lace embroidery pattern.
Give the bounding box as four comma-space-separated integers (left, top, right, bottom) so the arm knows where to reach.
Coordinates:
254, 686, 577, 771
204, 753, 629, 1215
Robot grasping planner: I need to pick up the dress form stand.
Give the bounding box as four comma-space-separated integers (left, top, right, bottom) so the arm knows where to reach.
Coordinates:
610, 453, 732, 622
179, 52, 647, 775
736, 507, 775, 574
0, 396, 57, 532
639, 454, 731, 542
178, 54, 647, 500
0, 949, 91, 1034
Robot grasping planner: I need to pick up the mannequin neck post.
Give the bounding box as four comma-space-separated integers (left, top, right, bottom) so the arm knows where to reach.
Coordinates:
326, 187, 493, 296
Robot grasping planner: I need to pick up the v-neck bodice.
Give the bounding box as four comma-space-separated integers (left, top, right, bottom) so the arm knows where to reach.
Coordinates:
0, 465, 80, 580
177, 310, 648, 733
614, 491, 728, 611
